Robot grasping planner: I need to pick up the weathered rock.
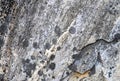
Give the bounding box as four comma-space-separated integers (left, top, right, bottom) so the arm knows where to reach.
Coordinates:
0, 0, 120, 81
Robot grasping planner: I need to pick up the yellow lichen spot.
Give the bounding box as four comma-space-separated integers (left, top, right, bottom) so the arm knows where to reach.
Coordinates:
69, 71, 90, 81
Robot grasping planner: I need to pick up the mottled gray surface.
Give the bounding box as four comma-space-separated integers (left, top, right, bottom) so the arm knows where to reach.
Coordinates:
0, 0, 120, 81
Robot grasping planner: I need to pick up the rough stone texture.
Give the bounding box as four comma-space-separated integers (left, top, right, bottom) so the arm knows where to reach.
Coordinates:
0, 0, 120, 81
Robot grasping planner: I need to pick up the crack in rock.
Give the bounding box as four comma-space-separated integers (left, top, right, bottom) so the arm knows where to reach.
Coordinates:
69, 33, 120, 74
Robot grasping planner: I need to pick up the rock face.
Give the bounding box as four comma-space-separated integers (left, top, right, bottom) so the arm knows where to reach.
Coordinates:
0, 0, 120, 81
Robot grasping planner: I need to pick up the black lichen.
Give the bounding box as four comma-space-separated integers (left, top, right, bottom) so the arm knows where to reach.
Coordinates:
108, 72, 112, 78
54, 26, 61, 36
49, 63, 56, 70
72, 54, 82, 60
57, 46, 61, 51
52, 76, 55, 79
114, 33, 120, 42
25, 63, 36, 77
50, 54, 55, 61
39, 51, 42, 54
23, 39, 29, 48
38, 70, 43, 76
110, 66, 114, 70
44, 42, 51, 50
66, 72, 70, 75
0, 23, 7, 35
40, 60, 45, 64
33, 42, 38, 49
69, 27, 76, 34
22, 59, 36, 77
72, 54, 79, 59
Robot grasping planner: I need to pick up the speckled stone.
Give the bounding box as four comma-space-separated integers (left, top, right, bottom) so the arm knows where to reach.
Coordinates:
0, 0, 120, 81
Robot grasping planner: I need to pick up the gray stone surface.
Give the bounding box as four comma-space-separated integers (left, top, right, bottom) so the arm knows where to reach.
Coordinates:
0, 0, 120, 81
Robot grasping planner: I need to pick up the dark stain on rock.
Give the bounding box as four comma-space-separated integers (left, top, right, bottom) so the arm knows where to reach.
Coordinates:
5, 63, 8, 67
25, 63, 36, 77
39, 51, 42, 54
41, 79, 46, 81
52, 76, 55, 79
72, 47, 77, 52
44, 42, 51, 50
22, 39, 29, 48
110, 66, 114, 70
38, 70, 43, 76
66, 71, 70, 75
97, 52, 102, 63
68, 64, 77, 72
108, 72, 112, 78
0, 74, 4, 81
69, 27, 76, 34
89, 65, 96, 76
54, 26, 61, 37
72, 54, 82, 60
115, 50, 118, 55
40, 60, 45, 64
57, 46, 61, 51
18, 35, 23, 45
72, 54, 78, 59
49, 63, 56, 70
0, 23, 7, 35
0, 38, 4, 49
22, 59, 30, 63
33, 42, 38, 49
22, 59, 36, 77
50, 54, 55, 61
52, 38, 57, 45
113, 49, 118, 57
